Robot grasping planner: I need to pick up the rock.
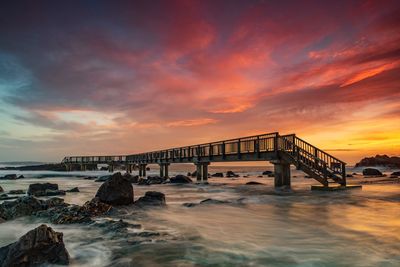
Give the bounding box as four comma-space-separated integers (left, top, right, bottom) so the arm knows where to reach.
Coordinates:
0, 194, 19, 201
391, 171, 400, 176
362, 168, 383, 176
146, 167, 150, 171
226, 171, 239, 177
190, 171, 197, 177
8, 190, 25, 194
123, 173, 139, 183
17, 175, 24, 179
0, 196, 47, 220
0, 174, 18, 180
184, 198, 230, 207
28, 183, 59, 196
211, 172, 224, 177
346, 174, 354, 178
45, 197, 65, 207
81, 197, 112, 216
352, 172, 359, 175
66, 187, 79, 192
100, 166, 108, 171
95, 172, 134, 205
0, 224, 70, 266
134, 191, 166, 207
257, 175, 263, 178
170, 175, 192, 183
94, 175, 110, 182
355, 155, 400, 168
137, 177, 150, 185
267, 173, 275, 177
0, 186, 3, 193
83, 176, 97, 180
147, 176, 165, 184
42, 190, 66, 197
246, 181, 264, 185
262, 171, 273, 175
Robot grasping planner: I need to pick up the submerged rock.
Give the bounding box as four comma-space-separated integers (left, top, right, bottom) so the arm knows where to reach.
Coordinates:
8, 190, 25, 195
0, 224, 70, 266
362, 168, 383, 176
66, 187, 79, 192
95, 172, 134, 205
0, 174, 18, 180
226, 171, 239, 177
170, 175, 192, 184
246, 181, 264, 185
146, 175, 165, 185
134, 191, 166, 207
18, 175, 24, 179
183, 198, 231, 207
211, 172, 224, 177
391, 171, 400, 176
0, 186, 3, 193
0, 194, 19, 201
262, 170, 273, 175
137, 177, 150, 185
28, 183, 59, 196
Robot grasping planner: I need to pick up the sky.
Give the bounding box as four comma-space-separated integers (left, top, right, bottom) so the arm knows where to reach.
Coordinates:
0, 0, 399, 164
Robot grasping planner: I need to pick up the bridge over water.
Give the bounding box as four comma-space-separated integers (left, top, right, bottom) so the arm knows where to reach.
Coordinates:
62, 132, 348, 188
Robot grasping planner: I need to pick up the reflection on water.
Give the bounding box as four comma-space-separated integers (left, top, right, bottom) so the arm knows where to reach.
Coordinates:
0, 167, 399, 266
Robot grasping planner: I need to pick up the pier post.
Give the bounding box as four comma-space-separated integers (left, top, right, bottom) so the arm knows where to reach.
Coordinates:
272, 159, 291, 187
195, 163, 202, 182
195, 162, 209, 183
139, 164, 147, 177
80, 164, 86, 171
108, 164, 114, 173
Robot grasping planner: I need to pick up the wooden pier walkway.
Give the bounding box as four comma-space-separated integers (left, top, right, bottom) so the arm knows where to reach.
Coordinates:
62, 132, 347, 187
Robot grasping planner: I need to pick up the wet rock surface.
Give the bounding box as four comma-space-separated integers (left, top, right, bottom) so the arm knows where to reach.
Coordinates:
226, 171, 239, 177
211, 172, 224, 177
134, 191, 166, 207
0, 196, 47, 221
363, 168, 383, 176
123, 173, 139, 183
95, 172, 134, 205
95, 175, 110, 182
246, 181, 264, 185
28, 183, 59, 196
0, 224, 70, 266
0, 174, 19, 180
170, 175, 192, 183
66, 187, 79, 192
183, 198, 231, 207
8, 190, 25, 194
0, 185, 3, 193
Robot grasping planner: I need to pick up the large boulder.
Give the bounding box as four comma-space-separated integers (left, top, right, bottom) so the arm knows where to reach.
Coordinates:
28, 183, 59, 196
134, 191, 166, 207
95, 172, 134, 205
170, 175, 192, 184
362, 168, 383, 176
0, 224, 70, 266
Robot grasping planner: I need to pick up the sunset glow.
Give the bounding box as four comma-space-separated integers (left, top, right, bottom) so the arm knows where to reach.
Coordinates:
0, 0, 399, 164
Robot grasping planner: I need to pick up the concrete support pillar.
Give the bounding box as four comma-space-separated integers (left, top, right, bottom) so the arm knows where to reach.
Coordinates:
65, 164, 71, 172
272, 159, 291, 187
108, 164, 114, 173
80, 164, 86, 171
195, 162, 209, 183
139, 164, 147, 177
126, 164, 132, 174
159, 163, 170, 178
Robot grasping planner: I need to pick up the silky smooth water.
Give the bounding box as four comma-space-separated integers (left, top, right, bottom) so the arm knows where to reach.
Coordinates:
0, 166, 399, 267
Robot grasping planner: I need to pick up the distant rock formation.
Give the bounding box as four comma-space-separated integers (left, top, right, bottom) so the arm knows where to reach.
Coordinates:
355, 155, 400, 168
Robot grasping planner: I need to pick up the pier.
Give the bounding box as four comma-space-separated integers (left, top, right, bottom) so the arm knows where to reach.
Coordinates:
62, 132, 348, 188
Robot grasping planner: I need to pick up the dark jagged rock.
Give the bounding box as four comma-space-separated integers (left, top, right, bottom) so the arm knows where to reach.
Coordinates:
100, 166, 108, 171
83, 176, 97, 180
123, 173, 139, 183
0, 224, 70, 266
17, 175, 24, 179
81, 197, 112, 216
355, 155, 400, 168
0, 186, 3, 193
211, 172, 224, 177
391, 171, 400, 176
0, 196, 47, 220
8, 190, 25, 194
262, 170, 273, 175
28, 183, 59, 196
346, 174, 354, 178
134, 191, 166, 207
246, 181, 264, 185
0, 194, 19, 201
95, 172, 134, 205
226, 171, 239, 177
190, 171, 197, 177
170, 175, 192, 184
362, 168, 383, 176
66, 187, 79, 192
94, 175, 110, 182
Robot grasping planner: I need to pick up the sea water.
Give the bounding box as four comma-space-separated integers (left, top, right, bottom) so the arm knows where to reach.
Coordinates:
0, 165, 399, 266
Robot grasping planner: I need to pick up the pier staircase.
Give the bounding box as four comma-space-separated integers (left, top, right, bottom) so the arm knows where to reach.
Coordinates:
278, 135, 346, 187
